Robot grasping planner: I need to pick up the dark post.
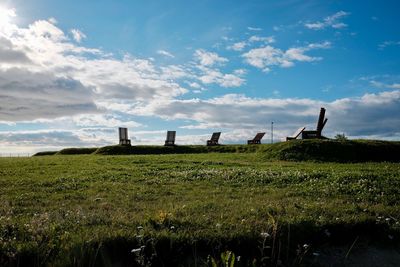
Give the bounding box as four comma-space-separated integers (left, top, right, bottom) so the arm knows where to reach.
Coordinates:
271, 121, 274, 144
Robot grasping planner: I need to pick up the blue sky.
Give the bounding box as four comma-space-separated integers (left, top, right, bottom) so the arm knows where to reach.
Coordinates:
0, 0, 399, 154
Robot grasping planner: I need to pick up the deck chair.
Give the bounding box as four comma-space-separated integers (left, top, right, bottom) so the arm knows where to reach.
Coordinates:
286, 127, 306, 141
164, 131, 176, 146
247, 132, 265, 144
302, 108, 328, 139
119, 127, 131, 146
207, 132, 221, 146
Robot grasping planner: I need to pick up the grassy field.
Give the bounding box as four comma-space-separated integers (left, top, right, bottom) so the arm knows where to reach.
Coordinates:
1, 152, 400, 266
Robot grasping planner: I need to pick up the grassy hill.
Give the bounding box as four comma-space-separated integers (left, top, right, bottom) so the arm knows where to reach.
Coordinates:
34, 139, 400, 163
260, 139, 400, 162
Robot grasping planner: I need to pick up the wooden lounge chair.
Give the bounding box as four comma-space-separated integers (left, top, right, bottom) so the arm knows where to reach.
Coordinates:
247, 132, 265, 144
207, 132, 221, 146
301, 107, 328, 139
286, 127, 306, 141
164, 131, 176, 146
119, 127, 131, 146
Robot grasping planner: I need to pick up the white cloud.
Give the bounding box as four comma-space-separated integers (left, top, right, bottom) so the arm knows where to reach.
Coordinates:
48, 17, 58, 24
194, 49, 228, 66
196, 66, 245, 87
227, 36, 274, 51
273, 26, 281, 31
0, 68, 98, 121
227, 41, 247, 51
70, 29, 86, 43
188, 82, 201, 88
157, 49, 175, 58
359, 75, 400, 90
247, 27, 262, 31
305, 11, 350, 30
0, 129, 109, 148
0, 6, 16, 27
378, 41, 400, 50
0, 11, 190, 121
73, 114, 142, 128
242, 42, 331, 71
233, 69, 247, 75
248, 35, 275, 43
370, 80, 400, 89
160, 65, 189, 79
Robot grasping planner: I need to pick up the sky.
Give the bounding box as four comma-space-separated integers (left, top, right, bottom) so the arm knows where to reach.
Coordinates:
0, 0, 399, 154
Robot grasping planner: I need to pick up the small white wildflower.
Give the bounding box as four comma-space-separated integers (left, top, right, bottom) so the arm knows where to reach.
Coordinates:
131, 248, 141, 253
260, 232, 270, 238
170, 226, 175, 230
131, 245, 145, 253
303, 244, 310, 250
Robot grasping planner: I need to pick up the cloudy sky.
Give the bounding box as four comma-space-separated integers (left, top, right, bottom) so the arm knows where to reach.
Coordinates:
0, 0, 399, 154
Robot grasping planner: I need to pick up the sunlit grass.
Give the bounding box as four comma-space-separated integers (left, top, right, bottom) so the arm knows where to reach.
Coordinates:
0, 153, 399, 265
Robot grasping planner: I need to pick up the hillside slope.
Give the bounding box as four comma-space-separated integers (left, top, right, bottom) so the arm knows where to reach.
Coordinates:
34, 139, 400, 162
261, 139, 400, 162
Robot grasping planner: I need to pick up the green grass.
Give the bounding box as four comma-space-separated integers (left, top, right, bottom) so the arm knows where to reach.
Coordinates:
1, 153, 399, 266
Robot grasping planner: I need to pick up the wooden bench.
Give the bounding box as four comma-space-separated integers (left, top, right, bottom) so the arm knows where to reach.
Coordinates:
119, 127, 131, 146
247, 132, 265, 144
302, 107, 328, 139
207, 132, 221, 146
164, 131, 176, 146
286, 127, 306, 141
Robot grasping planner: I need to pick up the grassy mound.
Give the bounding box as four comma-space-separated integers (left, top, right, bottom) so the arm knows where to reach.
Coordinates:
32, 151, 58, 156
94, 144, 262, 155
34, 139, 400, 162
55, 147, 98, 155
261, 139, 400, 162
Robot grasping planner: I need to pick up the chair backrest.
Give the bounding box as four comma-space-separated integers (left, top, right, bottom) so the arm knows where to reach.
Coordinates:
253, 132, 266, 141
210, 132, 221, 141
166, 131, 176, 142
316, 108, 326, 133
119, 127, 128, 140
292, 127, 306, 138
